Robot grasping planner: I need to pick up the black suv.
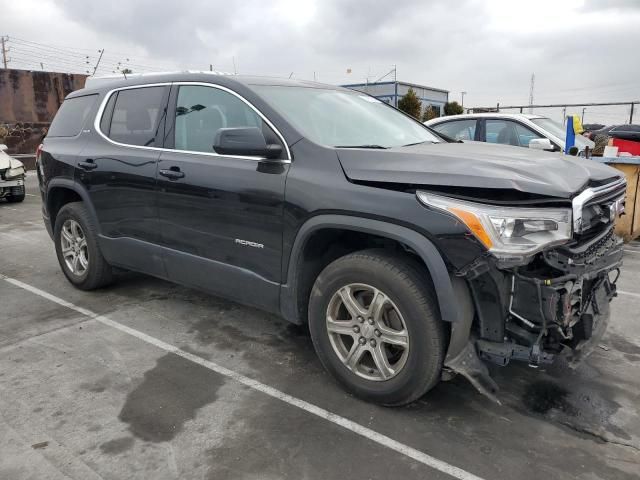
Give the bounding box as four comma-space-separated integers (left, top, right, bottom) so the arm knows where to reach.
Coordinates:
38, 73, 626, 405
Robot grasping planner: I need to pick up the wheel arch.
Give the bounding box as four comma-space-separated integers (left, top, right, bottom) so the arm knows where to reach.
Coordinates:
46, 178, 100, 234
280, 214, 459, 325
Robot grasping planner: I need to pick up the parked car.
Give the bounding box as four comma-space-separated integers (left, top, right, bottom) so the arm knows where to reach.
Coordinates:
0, 144, 26, 203
38, 73, 626, 405
585, 124, 640, 140
582, 123, 605, 134
425, 113, 595, 153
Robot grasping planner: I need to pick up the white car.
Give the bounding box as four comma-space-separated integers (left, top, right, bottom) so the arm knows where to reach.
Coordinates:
425, 113, 594, 154
0, 144, 26, 203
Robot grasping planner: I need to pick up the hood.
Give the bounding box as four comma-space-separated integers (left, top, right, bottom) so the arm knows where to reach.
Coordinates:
0, 150, 23, 170
337, 142, 622, 199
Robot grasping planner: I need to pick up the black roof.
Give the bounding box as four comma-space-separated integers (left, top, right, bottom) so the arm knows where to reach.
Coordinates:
71, 72, 345, 97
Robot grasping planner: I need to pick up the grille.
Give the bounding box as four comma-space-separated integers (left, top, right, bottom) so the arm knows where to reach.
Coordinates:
572, 178, 626, 235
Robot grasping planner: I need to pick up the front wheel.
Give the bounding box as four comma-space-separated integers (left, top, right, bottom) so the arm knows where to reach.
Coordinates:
308, 249, 445, 406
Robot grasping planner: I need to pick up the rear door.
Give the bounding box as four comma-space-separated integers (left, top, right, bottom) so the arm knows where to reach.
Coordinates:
77, 84, 170, 276
155, 83, 290, 312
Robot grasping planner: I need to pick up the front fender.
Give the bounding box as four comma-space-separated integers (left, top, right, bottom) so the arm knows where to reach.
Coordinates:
280, 214, 459, 324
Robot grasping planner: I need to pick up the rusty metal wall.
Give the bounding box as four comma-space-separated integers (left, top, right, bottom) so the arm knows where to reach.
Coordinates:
0, 68, 87, 155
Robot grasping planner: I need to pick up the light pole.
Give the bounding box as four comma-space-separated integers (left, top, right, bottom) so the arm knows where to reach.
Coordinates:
581, 107, 586, 124
461, 91, 467, 108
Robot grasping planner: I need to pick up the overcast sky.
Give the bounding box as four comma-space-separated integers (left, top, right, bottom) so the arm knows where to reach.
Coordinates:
3, 0, 639, 123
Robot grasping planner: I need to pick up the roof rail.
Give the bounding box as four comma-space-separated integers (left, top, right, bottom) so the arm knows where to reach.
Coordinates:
84, 70, 236, 88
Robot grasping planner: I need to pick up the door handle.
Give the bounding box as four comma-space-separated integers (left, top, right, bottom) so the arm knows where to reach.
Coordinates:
159, 167, 185, 180
78, 160, 97, 170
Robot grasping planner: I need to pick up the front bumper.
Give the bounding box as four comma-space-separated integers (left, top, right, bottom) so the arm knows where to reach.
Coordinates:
460, 226, 622, 369
0, 177, 25, 189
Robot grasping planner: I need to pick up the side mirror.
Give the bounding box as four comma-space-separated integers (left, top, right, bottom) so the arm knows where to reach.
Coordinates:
528, 138, 554, 151
213, 127, 282, 159
0, 144, 7, 152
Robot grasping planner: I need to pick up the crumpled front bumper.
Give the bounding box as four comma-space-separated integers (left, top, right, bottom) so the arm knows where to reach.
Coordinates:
442, 226, 623, 402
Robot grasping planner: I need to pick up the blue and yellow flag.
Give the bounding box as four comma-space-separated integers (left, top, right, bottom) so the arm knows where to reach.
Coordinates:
565, 115, 584, 153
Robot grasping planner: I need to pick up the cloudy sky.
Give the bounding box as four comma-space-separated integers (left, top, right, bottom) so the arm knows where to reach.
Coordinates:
2, 0, 639, 123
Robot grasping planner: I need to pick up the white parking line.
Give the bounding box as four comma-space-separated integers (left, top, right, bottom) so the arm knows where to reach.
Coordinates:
619, 290, 640, 299
0, 274, 485, 480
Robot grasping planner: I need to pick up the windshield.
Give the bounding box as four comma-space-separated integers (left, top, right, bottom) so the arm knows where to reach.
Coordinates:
251, 85, 441, 148
530, 117, 593, 148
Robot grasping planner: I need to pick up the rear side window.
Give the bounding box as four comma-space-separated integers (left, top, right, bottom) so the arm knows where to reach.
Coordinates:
433, 120, 476, 141
103, 87, 166, 146
48, 94, 97, 137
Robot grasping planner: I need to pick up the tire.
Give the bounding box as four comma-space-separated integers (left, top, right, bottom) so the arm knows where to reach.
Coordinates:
308, 249, 445, 406
6, 185, 25, 203
54, 201, 113, 290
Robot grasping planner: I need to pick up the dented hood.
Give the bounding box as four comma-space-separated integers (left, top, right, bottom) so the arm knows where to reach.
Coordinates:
337, 142, 622, 199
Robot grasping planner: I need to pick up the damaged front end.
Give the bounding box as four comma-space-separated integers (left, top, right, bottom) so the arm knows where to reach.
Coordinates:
418, 177, 627, 402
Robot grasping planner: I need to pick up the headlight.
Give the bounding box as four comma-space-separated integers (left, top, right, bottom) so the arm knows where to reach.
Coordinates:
416, 191, 572, 256
6, 166, 25, 179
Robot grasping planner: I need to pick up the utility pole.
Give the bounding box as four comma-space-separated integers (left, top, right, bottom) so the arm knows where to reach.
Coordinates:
92, 49, 104, 75
528, 73, 535, 114
461, 91, 467, 108
630, 103, 635, 124
1, 36, 9, 69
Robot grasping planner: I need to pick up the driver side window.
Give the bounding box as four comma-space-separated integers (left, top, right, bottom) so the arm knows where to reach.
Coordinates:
173, 85, 269, 154
486, 119, 543, 147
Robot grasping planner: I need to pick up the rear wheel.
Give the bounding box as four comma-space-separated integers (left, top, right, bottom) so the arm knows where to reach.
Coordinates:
54, 202, 113, 290
308, 249, 445, 406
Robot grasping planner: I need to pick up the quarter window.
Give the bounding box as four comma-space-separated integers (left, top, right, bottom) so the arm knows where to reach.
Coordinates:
105, 87, 166, 147
173, 85, 267, 154
48, 94, 97, 137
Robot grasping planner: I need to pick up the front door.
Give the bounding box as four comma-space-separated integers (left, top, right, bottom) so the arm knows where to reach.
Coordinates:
156, 84, 289, 312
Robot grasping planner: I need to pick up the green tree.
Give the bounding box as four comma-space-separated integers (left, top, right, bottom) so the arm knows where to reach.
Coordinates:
444, 101, 464, 116
422, 105, 439, 122
398, 88, 422, 120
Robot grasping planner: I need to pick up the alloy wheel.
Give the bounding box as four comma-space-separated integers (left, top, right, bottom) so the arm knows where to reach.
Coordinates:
60, 219, 89, 276
326, 283, 410, 381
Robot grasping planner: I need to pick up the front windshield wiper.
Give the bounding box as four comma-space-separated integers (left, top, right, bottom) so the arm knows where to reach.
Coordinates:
402, 140, 436, 147
334, 144, 389, 149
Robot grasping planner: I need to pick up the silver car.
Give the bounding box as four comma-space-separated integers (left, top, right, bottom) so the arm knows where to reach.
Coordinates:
425, 113, 594, 154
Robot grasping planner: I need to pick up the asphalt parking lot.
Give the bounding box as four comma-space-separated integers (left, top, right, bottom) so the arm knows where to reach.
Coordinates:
1, 174, 639, 480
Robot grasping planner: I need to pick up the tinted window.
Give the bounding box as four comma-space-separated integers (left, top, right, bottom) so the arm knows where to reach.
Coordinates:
107, 87, 166, 146
432, 120, 476, 140
486, 119, 539, 147
48, 95, 97, 137
173, 85, 265, 154
99, 93, 117, 135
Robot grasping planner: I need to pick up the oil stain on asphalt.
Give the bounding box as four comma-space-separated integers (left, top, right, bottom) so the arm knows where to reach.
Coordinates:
118, 353, 225, 442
